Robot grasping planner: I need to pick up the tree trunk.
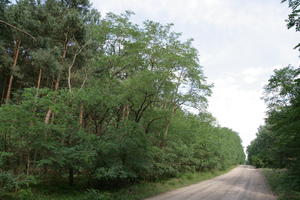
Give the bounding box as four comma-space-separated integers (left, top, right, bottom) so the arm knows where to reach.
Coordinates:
3, 132, 7, 152
26, 151, 30, 175
121, 104, 130, 121
54, 73, 60, 91
122, 105, 126, 121
32, 68, 42, 112
1, 77, 7, 104
44, 109, 52, 124
125, 104, 130, 119
163, 119, 170, 138
36, 68, 42, 89
79, 103, 84, 126
44, 36, 67, 124
163, 105, 177, 138
5, 40, 21, 104
68, 53, 78, 92
44, 74, 60, 124
145, 117, 162, 134
162, 68, 183, 137
69, 167, 74, 186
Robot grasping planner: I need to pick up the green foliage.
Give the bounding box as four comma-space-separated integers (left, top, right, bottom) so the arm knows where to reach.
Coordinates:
0, 0, 244, 197
248, 66, 300, 176
247, 126, 276, 168
248, 5, 300, 196
17, 188, 34, 200
83, 189, 111, 200
282, 0, 300, 50
263, 169, 300, 200
0, 172, 36, 192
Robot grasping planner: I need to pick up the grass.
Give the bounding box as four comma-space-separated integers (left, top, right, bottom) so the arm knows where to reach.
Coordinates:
1, 167, 235, 200
262, 168, 300, 200
110, 166, 235, 200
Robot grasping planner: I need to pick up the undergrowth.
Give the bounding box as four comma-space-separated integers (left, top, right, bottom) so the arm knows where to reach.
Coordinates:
0, 167, 235, 200
263, 169, 300, 200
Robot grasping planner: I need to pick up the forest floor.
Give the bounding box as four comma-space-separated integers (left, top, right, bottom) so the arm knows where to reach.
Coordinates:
145, 165, 276, 200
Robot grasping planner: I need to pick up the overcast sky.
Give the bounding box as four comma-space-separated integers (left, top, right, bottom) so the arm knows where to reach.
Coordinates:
91, 0, 299, 149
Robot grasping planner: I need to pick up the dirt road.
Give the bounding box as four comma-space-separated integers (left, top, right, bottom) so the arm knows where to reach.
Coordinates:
145, 165, 276, 200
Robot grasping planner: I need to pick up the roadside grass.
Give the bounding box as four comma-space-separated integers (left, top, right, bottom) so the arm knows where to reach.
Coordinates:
110, 166, 235, 200
0, 166, 235, 200
262, 168, 300, 200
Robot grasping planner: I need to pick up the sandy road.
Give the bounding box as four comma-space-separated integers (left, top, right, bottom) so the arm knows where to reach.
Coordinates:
145, 165, 276, 200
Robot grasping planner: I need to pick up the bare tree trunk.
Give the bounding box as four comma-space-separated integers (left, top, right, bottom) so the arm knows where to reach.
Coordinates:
1, 77, 7, 104
78, 68, 89, 128
68, 44, 86, 92
121, 104, 130, 121
31, 68, 42, 116
26, 151, 30, 175
163, 68, 184, 138
32, 68, 42, 109
44, 110, 52, 124
33, 150, 37, 168
54, 73, 60, 91
125, 104, 130, 119
163, 105, 177, 138
145, 117, 162, 134
44, 35, 67, 124
3, 132, 7, 152
121, 105, 126, 121
68, 54, 77, 92
5, 40, 21, 104
79, 103, 84, 126
163, 119, 170, 138
44, 74, 60, 124
36, 68, 42, 89
69, 167, 74, 186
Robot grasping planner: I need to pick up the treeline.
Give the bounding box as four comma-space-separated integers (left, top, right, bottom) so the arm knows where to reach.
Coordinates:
0, 0, 245, 193
247, 0, 300, 178
247, 66, 300, 173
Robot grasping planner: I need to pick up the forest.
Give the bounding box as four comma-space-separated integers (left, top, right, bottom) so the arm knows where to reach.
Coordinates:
247, 0, 300, 199
0, 0, 245, 199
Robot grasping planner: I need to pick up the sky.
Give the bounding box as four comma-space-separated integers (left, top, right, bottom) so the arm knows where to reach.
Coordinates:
91, 0, 299, 149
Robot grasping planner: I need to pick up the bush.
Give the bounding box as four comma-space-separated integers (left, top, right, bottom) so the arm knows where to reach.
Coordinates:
17, 188, 34, 200
83, 189, 111, 200
0, 172, 36, 192
263, 169, 300, 200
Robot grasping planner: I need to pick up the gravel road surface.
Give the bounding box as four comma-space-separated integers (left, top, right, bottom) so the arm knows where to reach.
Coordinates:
145, 165, 276, 200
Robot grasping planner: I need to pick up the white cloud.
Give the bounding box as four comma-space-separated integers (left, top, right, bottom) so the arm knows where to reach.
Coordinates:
208, 77, 265, 148
241, 66, 277, 85
207, 65, 287, 148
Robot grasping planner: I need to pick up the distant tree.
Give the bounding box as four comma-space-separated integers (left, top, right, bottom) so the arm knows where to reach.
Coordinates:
248, 66, 300, 175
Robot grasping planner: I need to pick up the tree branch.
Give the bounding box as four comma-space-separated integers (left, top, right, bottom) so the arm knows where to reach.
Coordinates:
0, 19, 36, 40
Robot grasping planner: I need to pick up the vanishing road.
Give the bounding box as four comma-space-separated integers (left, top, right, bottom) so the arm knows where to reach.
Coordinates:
145, 165, 276, 200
